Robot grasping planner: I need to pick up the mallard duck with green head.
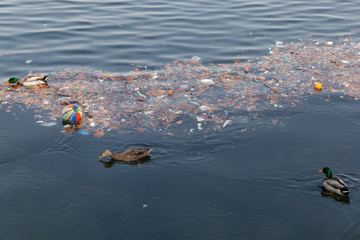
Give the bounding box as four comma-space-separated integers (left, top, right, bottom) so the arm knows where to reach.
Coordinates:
318, 167, 350, 196
6, 74, 49, 87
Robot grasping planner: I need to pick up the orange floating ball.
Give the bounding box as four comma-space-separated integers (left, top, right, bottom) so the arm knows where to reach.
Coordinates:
315, 82, 322, 90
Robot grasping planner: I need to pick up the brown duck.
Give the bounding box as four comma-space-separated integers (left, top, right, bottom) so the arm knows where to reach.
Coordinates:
99, 148, 152, 162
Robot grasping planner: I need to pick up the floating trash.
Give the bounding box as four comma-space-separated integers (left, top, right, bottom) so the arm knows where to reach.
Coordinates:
77, 130, 89, 135
200, 79, 215, 84
62, 105, 82, 124
223, 120, 232, 128
315, 82, 322, 91
1, 37, 360, 137
37, 121, 56, 127
42, 122, 57, 127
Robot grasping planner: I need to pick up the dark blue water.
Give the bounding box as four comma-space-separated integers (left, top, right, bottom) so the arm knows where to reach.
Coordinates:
1, 0, 360, 239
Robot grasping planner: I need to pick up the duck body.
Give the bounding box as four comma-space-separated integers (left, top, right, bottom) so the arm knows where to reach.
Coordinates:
318, 167, 350, 196
7, 74, 49, 87
99, 148, 152, 162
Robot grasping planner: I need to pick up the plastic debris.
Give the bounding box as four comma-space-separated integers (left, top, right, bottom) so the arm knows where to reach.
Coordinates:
315, 82, 322, 90
37, 121, 56, 127
196, 117, 205, 122
223, 120, 232, 128
62, 105, 82, 124
275, 41, 284, 47
200, 79, 215, 84
2, 37, 360, 137
42, 122, 56, 127
77, 130, 89, 135
191, 56, 201, 61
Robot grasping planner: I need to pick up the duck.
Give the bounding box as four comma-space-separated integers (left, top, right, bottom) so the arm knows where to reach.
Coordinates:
99, 148, 153, 162
318, 167, 350, 196
6, 74, 49, 87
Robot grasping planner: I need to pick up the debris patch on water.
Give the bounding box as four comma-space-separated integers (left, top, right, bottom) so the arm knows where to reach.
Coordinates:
1, 37, 360, 137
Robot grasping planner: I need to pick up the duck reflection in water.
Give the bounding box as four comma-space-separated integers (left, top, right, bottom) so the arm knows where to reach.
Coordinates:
99, 148, 152, 168
319, 186, 350, 204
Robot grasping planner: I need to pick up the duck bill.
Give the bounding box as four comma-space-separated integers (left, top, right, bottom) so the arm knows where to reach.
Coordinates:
99, 155, 105, 159
6, 82, 9, 86
318, 170, 323, 173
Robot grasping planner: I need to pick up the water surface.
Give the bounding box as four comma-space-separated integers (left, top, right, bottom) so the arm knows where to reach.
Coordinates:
1, 0, 360, 239
0, 0, 359, 75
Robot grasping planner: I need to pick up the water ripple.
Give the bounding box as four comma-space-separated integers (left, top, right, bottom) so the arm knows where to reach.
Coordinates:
0, 0, 359, 75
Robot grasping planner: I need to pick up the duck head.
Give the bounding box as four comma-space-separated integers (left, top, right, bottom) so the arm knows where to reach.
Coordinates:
6, 77, 20, 86
318, 167, 332, 179
99, 149, 113, 158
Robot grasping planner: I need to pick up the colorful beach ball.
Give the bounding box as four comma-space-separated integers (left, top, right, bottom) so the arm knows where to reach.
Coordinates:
62, 105, 82, 124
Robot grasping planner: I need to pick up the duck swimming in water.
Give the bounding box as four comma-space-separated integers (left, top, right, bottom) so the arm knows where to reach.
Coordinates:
6, 74, 49, 87
318, 167, 350, 196
99, 148, 152, 162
